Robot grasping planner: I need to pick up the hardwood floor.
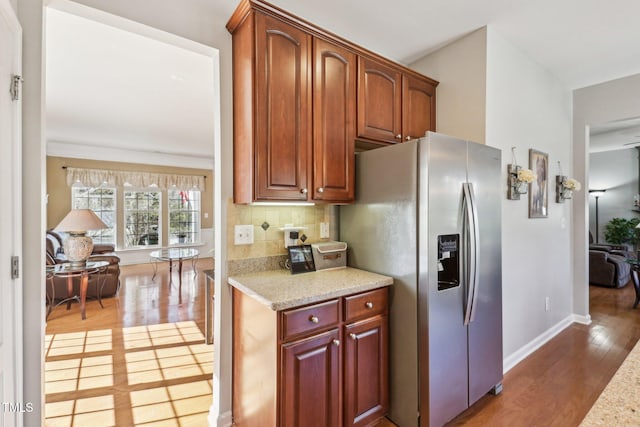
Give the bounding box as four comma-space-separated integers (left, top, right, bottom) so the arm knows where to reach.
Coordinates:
45, 262, 639, 426
44, 258, 214, 426
374, 282, 640, 427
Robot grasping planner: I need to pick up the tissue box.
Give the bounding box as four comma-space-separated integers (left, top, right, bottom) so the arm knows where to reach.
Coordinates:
311, 241, 347, 270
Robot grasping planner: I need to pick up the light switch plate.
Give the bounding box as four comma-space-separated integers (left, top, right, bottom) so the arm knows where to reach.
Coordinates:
320, 222, 330, 239
234, 225, 254, 245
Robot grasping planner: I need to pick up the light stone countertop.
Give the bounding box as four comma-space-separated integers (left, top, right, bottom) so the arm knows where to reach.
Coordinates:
580, 338, 640, 426
228, 267, 393, 311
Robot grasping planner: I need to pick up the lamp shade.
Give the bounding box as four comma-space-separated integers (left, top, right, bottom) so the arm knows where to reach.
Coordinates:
55, 209, 107, 233
589, 189, 606, 197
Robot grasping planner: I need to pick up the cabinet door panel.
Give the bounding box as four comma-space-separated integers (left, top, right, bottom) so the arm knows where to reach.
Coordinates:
281, 329, 341, 427
255, 13, 311, 200
313, 38, 356, 202
403, 74, 436, 141
344, 316, 388, 427
357, 57, 402, 144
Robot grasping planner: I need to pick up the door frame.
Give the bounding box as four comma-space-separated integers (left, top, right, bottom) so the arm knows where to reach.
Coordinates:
0, 0, 24, 423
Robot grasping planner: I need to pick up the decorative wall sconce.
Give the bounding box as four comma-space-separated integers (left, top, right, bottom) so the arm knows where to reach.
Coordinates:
555, 161, 582, 203
507, 147, 537, 200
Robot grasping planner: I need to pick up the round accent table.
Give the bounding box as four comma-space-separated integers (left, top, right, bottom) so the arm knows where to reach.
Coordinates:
46, 260, 109, 320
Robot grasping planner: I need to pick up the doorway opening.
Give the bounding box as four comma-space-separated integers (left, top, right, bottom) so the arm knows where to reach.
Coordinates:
43, 2, 219, 425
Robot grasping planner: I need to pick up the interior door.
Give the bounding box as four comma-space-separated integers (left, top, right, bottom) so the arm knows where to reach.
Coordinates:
0, 1, 23, 424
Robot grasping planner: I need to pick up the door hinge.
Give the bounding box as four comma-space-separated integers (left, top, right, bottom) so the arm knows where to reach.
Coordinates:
10, 75, 23, 101
11, 256, 19, 279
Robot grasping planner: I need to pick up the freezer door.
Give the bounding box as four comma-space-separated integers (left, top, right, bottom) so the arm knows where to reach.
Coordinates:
419, 133, 469, 427
466, 141, 503, 405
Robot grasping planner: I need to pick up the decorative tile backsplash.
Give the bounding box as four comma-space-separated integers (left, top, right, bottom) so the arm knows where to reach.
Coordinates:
226, 199, 338, 261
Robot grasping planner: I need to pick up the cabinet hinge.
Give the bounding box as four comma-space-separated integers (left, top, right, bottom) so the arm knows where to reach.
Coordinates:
11, 256, 19, 279
10, 75, 23, 101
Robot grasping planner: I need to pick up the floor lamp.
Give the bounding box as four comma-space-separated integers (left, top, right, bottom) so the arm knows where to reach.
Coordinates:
589, 189, 606, 244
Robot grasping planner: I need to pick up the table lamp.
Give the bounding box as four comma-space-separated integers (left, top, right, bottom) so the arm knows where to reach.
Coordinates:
55, 209, 108, 267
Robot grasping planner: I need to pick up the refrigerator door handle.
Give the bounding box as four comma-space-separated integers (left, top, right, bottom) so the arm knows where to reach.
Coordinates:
463, 183, 480, 325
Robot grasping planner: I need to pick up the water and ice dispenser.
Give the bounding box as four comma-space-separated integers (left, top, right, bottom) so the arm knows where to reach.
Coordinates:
437, 234, 459, 291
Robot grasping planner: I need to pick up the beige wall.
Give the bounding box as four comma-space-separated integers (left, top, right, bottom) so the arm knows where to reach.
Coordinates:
46, 156, 214, 230
410, 27, 487, 144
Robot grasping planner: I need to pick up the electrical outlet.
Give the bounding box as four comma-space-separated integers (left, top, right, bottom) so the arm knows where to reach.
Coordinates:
320, 222, 330, 239
545, 297, 550, 312
234, 225, 254, 245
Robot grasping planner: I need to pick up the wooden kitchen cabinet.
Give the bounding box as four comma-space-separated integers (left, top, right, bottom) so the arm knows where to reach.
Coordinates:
357, 56, 437, 145
232, 286, 389, 427
227, 0, 437, 203
357, 57, 403, 144
282, 329, 341, 426
313, 38, 356, 202
228, 3, 355, 203
231, 11, 312, 203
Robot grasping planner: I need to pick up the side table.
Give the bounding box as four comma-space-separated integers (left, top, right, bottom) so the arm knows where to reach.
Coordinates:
626, 259, 640, 309
46, 261, 109, 320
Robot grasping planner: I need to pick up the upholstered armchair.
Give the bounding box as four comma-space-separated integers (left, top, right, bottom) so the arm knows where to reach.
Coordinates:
46, 230, 121, 300
589, 249, 631, 288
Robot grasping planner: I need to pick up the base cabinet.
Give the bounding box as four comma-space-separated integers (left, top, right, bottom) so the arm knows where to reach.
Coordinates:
344, 316, 389, 426
232, 286, 389, 427
282, 329, 341, 426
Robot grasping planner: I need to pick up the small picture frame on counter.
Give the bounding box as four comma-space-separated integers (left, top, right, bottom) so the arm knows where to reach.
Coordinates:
287, 244, 316, 274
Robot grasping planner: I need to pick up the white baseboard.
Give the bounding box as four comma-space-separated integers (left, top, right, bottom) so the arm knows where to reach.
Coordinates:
572, 313, 592, 325
503, 314, 574, 373
208, 407, 232, 427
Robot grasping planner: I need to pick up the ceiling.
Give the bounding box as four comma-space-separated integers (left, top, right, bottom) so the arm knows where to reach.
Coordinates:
46, 1, 640, 161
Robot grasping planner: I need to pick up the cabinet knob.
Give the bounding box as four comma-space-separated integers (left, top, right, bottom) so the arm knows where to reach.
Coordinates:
300, 188, 308, 194
309, 315, 319, 324
317, 187, 324, 193
349, 333, 357, 340
365, 301, 374, 309
405, 136, 412, 141
395, 134, 402, 140
333, 339, 340, 346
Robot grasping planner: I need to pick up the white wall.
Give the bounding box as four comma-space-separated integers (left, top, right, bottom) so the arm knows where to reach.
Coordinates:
573, 73, 640, 318
410, 27, 487, 144
589, 149, 639, 245
18, 0, 233, 425
412, 26, 574, 371
485, 27, 574, 363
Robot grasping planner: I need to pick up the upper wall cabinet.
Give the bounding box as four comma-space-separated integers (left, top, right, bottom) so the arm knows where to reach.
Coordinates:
227, 0, 438, 203
313, 38, 356, 203
358, 57, 437, 145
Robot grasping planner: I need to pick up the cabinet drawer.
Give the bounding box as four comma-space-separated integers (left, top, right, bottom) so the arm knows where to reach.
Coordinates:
344, 287, 388, 323
281, 299, 339, 341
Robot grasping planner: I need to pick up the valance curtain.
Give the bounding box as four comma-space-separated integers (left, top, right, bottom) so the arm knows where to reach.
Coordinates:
65, 167, 206, 191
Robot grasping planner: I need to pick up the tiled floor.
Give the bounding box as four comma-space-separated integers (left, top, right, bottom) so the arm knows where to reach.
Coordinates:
45, 320, 213, 426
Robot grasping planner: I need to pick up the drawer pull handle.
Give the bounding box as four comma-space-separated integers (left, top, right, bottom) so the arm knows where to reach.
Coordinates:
333, 339, 340, 346
349, 333, 357, 340
309, 315, 319, 324
365, 302, 374, 309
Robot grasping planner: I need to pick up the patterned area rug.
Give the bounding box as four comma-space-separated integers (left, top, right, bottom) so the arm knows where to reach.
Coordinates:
44, 321, 213, 426
581, 339, 640, 426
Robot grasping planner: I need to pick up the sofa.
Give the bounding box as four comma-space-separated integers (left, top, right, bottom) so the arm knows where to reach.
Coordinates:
589, 249, 631, 288
46, 230, 121, 300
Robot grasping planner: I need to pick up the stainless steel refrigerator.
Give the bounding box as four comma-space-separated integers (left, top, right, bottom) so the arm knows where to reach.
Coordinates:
340, 132, 502, 427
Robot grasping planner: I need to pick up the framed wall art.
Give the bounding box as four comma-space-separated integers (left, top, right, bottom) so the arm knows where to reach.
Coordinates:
529, 149, 548, 218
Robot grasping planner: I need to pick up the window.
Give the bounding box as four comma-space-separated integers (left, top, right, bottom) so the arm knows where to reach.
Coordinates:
71, 186, 116, 244
168, 189, 201, 244
124, 190, 161, 248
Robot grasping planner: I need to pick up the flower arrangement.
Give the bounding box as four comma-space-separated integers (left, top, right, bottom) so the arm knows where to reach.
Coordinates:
563, 178, 581, 191
517, 168, 537, 183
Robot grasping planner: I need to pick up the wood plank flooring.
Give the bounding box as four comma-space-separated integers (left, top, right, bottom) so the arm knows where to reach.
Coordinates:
45, 262, 639, 427
44, 258, 214, 426
376, 282, 640, 427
